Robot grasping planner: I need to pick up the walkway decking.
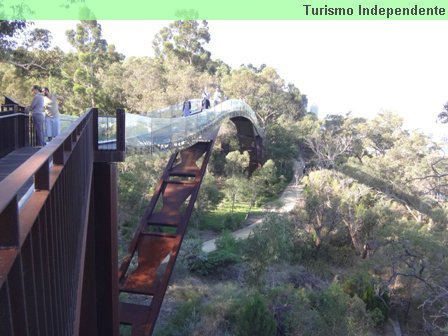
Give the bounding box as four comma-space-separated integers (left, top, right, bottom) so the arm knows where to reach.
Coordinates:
0, 147, 40, 200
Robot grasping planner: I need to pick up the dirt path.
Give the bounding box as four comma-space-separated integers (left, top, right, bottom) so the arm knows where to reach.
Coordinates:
202, 158, 305, 253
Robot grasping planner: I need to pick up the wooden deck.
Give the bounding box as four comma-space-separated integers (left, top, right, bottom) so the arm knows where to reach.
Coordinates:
0, 146, 40, 200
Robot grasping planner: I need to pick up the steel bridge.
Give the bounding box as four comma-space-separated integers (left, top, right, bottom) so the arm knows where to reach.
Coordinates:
0, 98, 263, 335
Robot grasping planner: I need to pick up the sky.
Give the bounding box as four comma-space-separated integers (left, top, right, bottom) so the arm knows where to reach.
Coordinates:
34, 20, 448, 140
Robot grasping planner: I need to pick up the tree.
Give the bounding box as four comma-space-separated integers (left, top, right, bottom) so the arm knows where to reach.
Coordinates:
66, 19, 124, 110
152, 20, 212, 73
244, 159, 277, 211
298, 170, 345, 252
8, 29, 67, 79
225, 150, 250, 176
0, 20, 28, 59
222, 150, 250, 212
265, 122, 298, 176
363, 111, 404, 156
437, 101, 448, 123
222, 66, 306, 129
306, 114, 366, 168
121, 56, 213, 113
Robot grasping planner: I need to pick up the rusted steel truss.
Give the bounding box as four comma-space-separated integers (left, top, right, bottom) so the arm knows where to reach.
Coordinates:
117, 117, 262, 335
117, 138, 216, 335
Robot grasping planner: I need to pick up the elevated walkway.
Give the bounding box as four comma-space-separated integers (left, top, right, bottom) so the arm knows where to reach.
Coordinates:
0, 98, 263, 336
0, 147, 39, 200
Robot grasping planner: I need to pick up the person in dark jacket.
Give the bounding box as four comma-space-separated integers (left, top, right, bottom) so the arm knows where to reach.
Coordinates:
26, 85, 45, 147
200, 89, 210, 111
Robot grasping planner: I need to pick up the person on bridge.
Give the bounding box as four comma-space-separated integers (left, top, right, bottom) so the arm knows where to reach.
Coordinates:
213, 87, 223, 106
26, 85, 45, 147
201, 90, 211, 111
43, 87, 61, 141
182, 99, 191, 117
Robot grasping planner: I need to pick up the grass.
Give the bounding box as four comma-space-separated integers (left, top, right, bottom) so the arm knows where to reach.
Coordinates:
198, 201, 264, 233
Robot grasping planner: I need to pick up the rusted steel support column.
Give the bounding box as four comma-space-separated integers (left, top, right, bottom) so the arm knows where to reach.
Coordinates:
80, 162, 119, 336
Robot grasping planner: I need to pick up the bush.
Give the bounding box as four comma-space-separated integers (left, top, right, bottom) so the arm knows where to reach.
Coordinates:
235, 293, 276, 336
242, 214, 294, 286
342, 271, 389, 324
291, 230, 316, 264
184, 232, 242, 276
267, 286, 323, 336
221, 213, 241, 231
154, 289, 202, 336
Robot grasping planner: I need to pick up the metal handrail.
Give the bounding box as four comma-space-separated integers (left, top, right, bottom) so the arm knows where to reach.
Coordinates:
0, 112, 27, 119
0, 111, 91, 213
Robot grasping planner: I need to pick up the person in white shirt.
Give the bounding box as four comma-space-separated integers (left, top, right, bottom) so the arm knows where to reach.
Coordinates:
42, 87, 61, 141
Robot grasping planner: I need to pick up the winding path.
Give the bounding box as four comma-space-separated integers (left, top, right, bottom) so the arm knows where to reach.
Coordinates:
201, 158, 305, 253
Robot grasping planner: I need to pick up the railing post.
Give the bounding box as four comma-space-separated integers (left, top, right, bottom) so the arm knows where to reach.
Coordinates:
92, 108, 99, 151
116, 108, 125, 152
0, 197, 19, 247
13, 106, 19, 150
23, 113, 30, 147
35, 159, 50, 191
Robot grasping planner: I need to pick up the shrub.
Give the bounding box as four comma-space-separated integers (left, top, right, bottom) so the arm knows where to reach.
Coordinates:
235, 293, 276, 336
342, 271, 389, 324
242, 214, 294, 286
154, 292, 202, 336
267, 286, 323, 336
184, 233, 242, 276
221, 213, 241, 231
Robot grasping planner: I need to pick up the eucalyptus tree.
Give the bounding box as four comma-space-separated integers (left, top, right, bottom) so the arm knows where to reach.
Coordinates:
222, 66, 307, 129
0, 20, 28, 59
152, 20, 212, 73
66, 19, 124, 111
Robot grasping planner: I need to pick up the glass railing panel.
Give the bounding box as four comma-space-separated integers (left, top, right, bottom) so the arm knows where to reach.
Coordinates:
122, 99, 262, 149
98, 115, 118, 149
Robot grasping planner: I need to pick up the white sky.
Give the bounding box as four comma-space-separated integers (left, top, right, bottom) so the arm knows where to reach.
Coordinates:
34, 20, 448, 140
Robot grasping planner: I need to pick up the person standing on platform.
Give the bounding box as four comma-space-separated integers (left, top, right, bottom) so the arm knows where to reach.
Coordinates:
182, 99, 191, 117
26, 85, 45, 147
201, 89, 211, 111
42, 87, 61, 141
213, 87, 222, 106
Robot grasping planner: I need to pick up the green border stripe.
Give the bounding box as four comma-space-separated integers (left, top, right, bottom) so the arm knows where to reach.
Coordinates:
1, 0, 448, 19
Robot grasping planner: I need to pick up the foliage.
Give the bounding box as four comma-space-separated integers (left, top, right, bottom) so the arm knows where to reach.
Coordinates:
154, 290, 202, 336
342, 271, 389, 324
265, 123, 297, 178
182, 232, 242, 276
244, 159, 278, 208
196, 173, 224, 213
66, 19, 124, 112
197, 200, 262, 233
223, 176, 245, 213
297, 170, 346, 252
242, 214, 294, 287
153, 20, 213, 73
235, 293, 276, 336
117, 153, 167, 256
0, 20, 28, 58
222, 66, 306, 129
305, 114, 366, 168
225, 150, 250, 176
310, 283, 374, 336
